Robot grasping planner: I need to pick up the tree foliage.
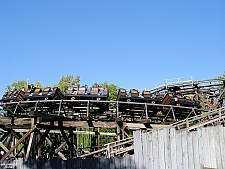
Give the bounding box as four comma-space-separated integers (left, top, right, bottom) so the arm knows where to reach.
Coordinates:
218, 71, 225, 79
92, 81, 119, 100
5, 80, 43, 92
56, 75, 80, 95
78, 128, 115, 150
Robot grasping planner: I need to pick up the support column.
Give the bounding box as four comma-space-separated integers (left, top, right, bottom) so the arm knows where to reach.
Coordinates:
37, 134, 41, 158
97, 128, 100, 157
69, 128, 74, 158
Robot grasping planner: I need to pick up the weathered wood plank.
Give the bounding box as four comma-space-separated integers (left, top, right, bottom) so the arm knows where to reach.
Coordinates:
164, 127, 171, 169
152, 129, 159, 169
214, 125, 222, 169
197, 127, 204, 167
126, 123, 146, 130
0, 118, 12, 125
17, 157, 24, 169
221, 126, 225, 168
0, 142, 9, 153
1, 126, 36, 161
170, 128, 177, 169
181, 129, 188, 169
138, 131, 143, 169
207, 127, 217, 168
93, 122, 117, 128
142, 133, 148, 169
150, 124, 170, 129
146, 131, 153, 169
187, 132, 194, 169
124, 154, 130, 169
63, 121, 89, 128
203, 127, 211, 168
14, 118, 32, 125
158, 129, 165, 169
192, 131, 200, 169
114, 156, 121, 169
25, 132, 34, 161
133, 130, 141, 168
175, 130, 182, 169
130, 154, 136, 169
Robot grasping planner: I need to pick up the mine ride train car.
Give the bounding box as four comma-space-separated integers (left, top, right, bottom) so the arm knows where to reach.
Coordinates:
162, 93, 201, 108
116, 88, 163, 111
65, 86, 109, 101
1, 86, 201, 109
117, 88, 162, 104
1, 87, 64, 103
23, 87, 64, 101
1, 89, 25, 103
65, 86, 110, 111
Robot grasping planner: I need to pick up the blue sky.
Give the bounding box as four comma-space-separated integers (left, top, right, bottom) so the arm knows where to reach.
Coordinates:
0, 1, 225, 96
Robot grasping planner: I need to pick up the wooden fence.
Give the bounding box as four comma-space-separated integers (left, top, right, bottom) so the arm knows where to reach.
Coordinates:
0, 154, 136, 169
134, 125, 225, 169
2, 126, 225, 169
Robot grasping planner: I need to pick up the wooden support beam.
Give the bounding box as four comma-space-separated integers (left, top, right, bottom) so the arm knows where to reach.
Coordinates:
24, 132, 34, 161
34, 112, 70, 121
45, 137, 67, 160
1, 126, 36, 161
35, 128, 50, 149
14, 118, 32, 125
0, 127, 24, 142
98, 128, 100, 157
0, 131, 10, 142
55, 142, 66, 154
6, 133, 13, 150
74, 130, 117, 136
120, 128, 130, 138
15, 144, 24, 158
124, 123, 146, 130
93, 122, 117, 128
58, 152, 67, 160
10, 130, 23, 140
0, 142, 9, 153
37, 133, 41, 158
59, 129, 74, 157
0, 128, 116, 136
63, 121, 89, 128
69, 129, 74, 158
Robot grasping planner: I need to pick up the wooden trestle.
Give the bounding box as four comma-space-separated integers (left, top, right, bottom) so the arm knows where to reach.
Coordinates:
0, 78, 224, 161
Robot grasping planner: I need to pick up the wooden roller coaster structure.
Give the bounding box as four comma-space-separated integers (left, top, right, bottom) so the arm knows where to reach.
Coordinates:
0, 77, 224, 160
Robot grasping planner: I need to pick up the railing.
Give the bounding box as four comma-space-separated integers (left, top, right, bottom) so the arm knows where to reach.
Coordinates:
171, 107, 225, 130
0, 99, 201, 119
79, 137, 134, 158
149, 77, 225, 92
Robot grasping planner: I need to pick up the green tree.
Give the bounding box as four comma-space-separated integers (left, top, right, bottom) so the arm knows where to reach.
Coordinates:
6, 80, 27, 92
219, 71, 225, 79
6, 80, 44, 92
100, 128, 115, 146
92, 81, 119, 100
56, 75, 80, 95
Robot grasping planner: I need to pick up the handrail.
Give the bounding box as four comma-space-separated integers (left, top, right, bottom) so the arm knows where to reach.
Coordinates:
79, 137, 134, 158
171, 107, 225, 130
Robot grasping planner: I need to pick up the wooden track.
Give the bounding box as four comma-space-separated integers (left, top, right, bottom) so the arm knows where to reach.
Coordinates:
0, 77, 224, 160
